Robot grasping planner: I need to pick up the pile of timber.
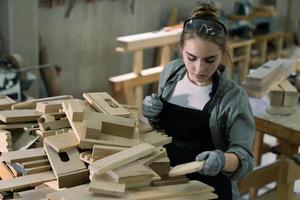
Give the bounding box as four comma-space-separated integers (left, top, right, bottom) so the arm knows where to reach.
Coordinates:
0, 93, 217, 200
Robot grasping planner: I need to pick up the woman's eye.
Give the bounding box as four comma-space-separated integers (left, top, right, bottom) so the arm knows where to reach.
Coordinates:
206, 59, 215, 64
188, 56, 197, 61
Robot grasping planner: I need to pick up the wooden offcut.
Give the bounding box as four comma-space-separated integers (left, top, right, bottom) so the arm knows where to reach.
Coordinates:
92, 144, 127, 160
36, 101, 63, 113
140, 131, 172, 147
68, 100, 84, 122
0, 148, 46, 163
0, 130, 12, 152
169, 161, 204, 177
44, 132, 79, 152
0, 109, 42, 123
0, 96, 15, 110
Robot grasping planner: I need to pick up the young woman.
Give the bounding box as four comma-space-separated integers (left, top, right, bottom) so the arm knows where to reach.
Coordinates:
142, 2, 255, 200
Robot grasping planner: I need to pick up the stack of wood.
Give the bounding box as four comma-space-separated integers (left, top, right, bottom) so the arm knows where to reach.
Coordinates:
0, 92, 217, 200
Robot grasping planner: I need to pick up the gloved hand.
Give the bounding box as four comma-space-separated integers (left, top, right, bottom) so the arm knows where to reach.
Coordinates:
142, 93, 163, 129
195, 149, 225, 176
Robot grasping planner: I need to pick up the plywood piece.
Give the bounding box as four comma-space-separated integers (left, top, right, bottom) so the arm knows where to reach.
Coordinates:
84, 112, 102, 139
36, 101, 63, 113
89, 173, 126, 196
12, 95, 73, 110
0, 130, 12, 152
0, 148, 46, 163
107, 161, 153, 183
0, 96, 15, 110
140, 131, 172, 147
44, 132, 79, 152
0, 171, 56, 192
0, 162, 14, 179
280, 79, 299, 106
0, 109, 42, 123
92, 144, 127, 160
89, 143, 155, 175
83, 92, 130, 117
68, 101, 84, 122
169, 161, 204, 177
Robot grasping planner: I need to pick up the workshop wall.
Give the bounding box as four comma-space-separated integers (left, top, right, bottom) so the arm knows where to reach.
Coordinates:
38, 0, 260, 98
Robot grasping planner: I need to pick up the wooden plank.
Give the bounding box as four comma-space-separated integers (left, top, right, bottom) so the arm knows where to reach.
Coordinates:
44, 132, 79, 152
44, 143, 88, 188
169, 161, 204, 177
79, 137, 139, 149
20, 158, 50, 168
138, 147, 167, 166
92, 144, 127, 160
83, 92, 130, 117
12, 95, 73, 110
36, 101, 63, 113
36, 128, 70, 138
0, 109, 42, 123
279, 79, 299, 106
89, 173, 126, 196
0, 162, 14, 179
107, 161, 153, 183
38, 118, 70, 132
0, 171, 56, 192
0, 96, 15, 110
89, 143, 155, 175
25, 164, 52, 175
140, 131, 172, 147
0, 122, 38, 130
151, 175, 189, 186
0, 148, 46, 163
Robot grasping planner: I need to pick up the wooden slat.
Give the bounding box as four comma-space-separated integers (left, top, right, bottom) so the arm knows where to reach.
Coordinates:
92, 144, 127, 160
0, 148, 46, 163
0, 96, 15, 110
0, 109, 42, 123
169, 161, 204, 177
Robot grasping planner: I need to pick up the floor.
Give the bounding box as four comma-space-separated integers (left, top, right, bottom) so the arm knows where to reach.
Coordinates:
239, 134, 300, 199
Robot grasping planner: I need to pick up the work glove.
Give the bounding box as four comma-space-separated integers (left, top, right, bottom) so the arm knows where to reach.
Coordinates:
195, 149, 225, 176
142, 93, 163, 129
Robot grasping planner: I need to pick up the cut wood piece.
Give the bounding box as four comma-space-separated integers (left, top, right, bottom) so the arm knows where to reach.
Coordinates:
20, 159, 50, 168
0, 122, 38, 130
169, 161, 204, 177
12, 95, 73, 110
140, 131, 172, 146
95, 112, 136, 139
79, 134, 139, 149
149, 157, 170, 177
280, 79, 299, 106
0, 96, 15, 110
0, 130, 12, 152
138, 147, 167, 166
151, 175, 189, 186
89, 173, 126, 196
36, 101, 63, 113
89, 143, 155, 175
0, 148, 46, 163
0, 109, 42, 123
83, 92, 130, 116
36, 128, 69, 138
0, 162, 14, 179
107, 161, 153, 183
68, 101, 84, 122
138, 119, 153, 133
44, 143, 88, 188
0, 171, 56, 192
18, 186, 56, 200
268, 85, 284, 106
44, 132, 79, 152
80, 151, 94, 164
25, 164, 52, 175
12, 131, 40, 151
38, 118, 70, 132
92, 144, 127, 160
84, 112, 102, 139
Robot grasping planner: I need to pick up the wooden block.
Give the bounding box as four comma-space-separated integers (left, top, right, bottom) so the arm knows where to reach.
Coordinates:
140, 131, 172, 147
44, 143, 88, 188
0, 171, 56, 192
83, 92, 130, 117
84, 112, 101, 139
280, 79, 299, 106
44, 132, 79, 152
0, 109, 42, 123
89, 173, 126, 196
36, 128, 69, 138
149, 157, 170, 177
38, 118, 70, 132
0, 122, 38, 130
12, 95, 73, 110
89, 143, 155, 175
20, 159, 50, 168
151, 175, 189, 186
0, 162, 14, 180
138, 147, 167, 166
79, 135, 139, 149
25, 164, 52, 175
107, 161, 153, 184
92, 144, 127, 160
68, 101, 84, 122
0, 130, 12, 152
96, 112, 136, 139
36, 101, 63, 113
0, 148, 46, 163
169, 161, 204, 177
268, 85, 284, 106
0, 96, 15, 110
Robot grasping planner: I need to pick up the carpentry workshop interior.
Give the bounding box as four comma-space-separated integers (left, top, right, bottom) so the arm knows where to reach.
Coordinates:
0, 0, 300, 199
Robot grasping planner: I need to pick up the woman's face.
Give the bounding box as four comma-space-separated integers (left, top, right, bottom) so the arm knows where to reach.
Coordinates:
182, 37, 223, 86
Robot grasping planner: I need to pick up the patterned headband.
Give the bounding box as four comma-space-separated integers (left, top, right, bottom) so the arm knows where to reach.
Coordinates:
183, 18, 226, 39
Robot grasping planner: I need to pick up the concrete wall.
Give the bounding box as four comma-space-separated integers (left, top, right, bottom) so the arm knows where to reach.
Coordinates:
38, 0, 244, 98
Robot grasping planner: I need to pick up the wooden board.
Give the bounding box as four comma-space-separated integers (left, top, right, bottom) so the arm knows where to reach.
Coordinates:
18, 186, 56, 200
89, 143, 155, 175
89, 173, 126, 196
0, 109, 42, 123
0, 148, 46, 163
83, 92, 130, 117
0, 96, 15, 110
169, 161, 204, 177
0, 171, 56, 192
20, 159, 50, 168
138, 147, 167, 166
149, 157, 170, 177
36, 101, 63, 113
0, 122, 38, 130
140, 131, 172, 147
0, 162, 14, 180
151, 175, 188, 186
36, 128, 69, 138
92, 144, 127, 160
44, 132, 79, 152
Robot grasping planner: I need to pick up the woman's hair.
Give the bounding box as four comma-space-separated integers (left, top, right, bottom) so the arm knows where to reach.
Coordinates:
180, 1, 230, 65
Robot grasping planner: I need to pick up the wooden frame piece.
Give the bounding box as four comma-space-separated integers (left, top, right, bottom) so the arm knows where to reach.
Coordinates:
44, 132, 79, 152
0, 109, 42, 123
0, 148, 46, 163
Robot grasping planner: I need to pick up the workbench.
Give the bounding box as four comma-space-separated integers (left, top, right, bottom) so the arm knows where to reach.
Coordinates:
240, 97, 300, 200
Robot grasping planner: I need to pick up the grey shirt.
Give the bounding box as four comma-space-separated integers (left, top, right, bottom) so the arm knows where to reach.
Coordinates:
158, 59, 255, 200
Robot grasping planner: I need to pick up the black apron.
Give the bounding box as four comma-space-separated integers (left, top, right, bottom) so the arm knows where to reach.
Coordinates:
162, 100, 232, 200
